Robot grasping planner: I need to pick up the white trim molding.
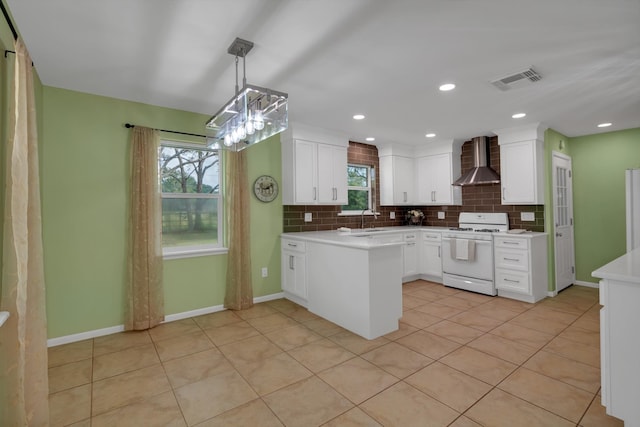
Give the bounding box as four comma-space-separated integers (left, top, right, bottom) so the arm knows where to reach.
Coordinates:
574, 280, 599, 289
47, 292, 286, 347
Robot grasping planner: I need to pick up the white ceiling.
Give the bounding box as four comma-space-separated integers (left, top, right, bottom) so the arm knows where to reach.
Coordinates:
6, 0, 640, 146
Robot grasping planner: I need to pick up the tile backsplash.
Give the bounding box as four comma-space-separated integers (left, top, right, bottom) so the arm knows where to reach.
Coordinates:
283, 138, 545, 233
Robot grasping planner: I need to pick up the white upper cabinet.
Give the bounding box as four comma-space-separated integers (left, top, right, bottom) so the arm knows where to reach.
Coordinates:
379, 141, 462, 206
281, 124, 349, 205
494, 123, 547, 205
379, 155, 414, 205
317, 143, 348, 204
416, 151, 462, 205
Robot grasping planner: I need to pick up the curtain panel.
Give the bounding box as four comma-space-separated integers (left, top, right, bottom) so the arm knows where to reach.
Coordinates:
126, 127, 164, 330
0, 39, 50, 426
224, 150, 253, 310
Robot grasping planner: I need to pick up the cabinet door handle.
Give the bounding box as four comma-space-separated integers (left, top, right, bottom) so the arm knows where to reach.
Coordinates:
502, 187, 506, 200
556, 232, 563, 237
289, 255, 294, 270
287, 243, 298, 247
438, 246, 441, 258
504, 241, 519, 245
431, 190, 435, 202
403, 191, 407, 203
504, 278, 520, 283
313, 187, 317, 201
407, 242, 416, 246
333, 187, 337, 200
504, 257, 519, 262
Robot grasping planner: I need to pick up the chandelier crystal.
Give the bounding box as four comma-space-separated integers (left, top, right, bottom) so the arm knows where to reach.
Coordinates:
206, 38, 288, 151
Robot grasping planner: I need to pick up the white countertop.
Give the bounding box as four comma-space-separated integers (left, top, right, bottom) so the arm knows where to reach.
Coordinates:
282, 226, 549, 249
282, 226, 448, 249
592, 246, 640, 284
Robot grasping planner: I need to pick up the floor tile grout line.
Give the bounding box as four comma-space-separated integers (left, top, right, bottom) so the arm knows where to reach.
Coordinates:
50, 284, 610, 426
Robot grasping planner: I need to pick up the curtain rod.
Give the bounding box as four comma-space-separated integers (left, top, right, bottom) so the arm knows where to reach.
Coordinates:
0, 0, 18, 41
125, 123, 207, 139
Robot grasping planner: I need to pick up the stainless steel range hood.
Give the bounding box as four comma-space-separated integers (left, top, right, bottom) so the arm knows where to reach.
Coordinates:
453, 136, 500, 186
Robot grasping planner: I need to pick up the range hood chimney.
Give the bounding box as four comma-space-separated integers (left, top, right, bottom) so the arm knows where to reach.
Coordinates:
452, 136, 501, 186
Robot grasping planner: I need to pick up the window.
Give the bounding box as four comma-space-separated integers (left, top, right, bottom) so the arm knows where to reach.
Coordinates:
159, 141, 223, 257
342, 164, 373, 212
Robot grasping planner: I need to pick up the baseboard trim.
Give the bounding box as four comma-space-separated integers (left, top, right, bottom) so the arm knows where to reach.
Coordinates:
547, 290, 558, 297
47, 292, 287, 347
47, 325, 126, 348
574, 280, 599, 289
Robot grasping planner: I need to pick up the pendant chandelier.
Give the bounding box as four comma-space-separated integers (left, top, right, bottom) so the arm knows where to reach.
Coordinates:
206, 37, 288, 151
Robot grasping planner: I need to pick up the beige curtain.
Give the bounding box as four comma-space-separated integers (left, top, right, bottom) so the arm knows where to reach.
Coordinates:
224, 150, 253, 310
126, 127, 164, 330
0, 39, 50, 426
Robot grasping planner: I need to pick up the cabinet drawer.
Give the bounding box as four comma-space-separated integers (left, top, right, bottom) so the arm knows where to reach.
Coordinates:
422, 232, 442, 242
495, 248, 529, 272
404, 232, 418, 241
495, 270, 530, 294
495, 236, 529, 250
281, 238, 306, 253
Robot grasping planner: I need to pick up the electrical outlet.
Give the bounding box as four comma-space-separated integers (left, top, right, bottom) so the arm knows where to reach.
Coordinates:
261, 267, 268, 278
521, 212, 535, 221
437, 211, 445, 220
304, 212, 312, 222
390, 211, 396, 219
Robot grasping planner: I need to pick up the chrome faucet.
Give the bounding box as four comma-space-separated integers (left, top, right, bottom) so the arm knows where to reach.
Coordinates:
361, 208, 379, 229
361, 209, 368, 229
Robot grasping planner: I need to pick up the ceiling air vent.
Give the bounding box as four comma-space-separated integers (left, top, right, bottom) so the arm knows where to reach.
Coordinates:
490, 67, 542, 91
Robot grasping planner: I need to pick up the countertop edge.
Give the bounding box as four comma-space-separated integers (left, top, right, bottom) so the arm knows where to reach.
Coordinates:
592, 247, 640, 284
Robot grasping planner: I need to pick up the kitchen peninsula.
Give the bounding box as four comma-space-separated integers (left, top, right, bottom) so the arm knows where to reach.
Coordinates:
592, 247, 640, 426
281, 229, 405, 339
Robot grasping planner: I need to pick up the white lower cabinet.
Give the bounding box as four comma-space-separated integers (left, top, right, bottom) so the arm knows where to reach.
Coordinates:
593, 250, 640, 425
281, 238, 308, 307
494, 233, 548, 303
421, 231, 442, 279
403, 232, 419, 278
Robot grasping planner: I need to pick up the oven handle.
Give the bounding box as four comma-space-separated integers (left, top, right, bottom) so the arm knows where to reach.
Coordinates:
442, 237, 492, 245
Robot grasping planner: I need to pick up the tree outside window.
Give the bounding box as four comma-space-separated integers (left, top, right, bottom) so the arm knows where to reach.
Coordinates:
342, 164, 372, 212
159, 142, 222, 252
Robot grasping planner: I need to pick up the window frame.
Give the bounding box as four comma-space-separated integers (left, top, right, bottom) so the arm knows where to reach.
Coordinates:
340, 163, 375, 216
159, 140, 227, 259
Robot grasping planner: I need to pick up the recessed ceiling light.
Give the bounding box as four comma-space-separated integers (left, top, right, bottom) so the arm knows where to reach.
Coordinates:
425, 133, 436, 138
439, 83, 456, 91
366, 137, 375, 142
353, 114, 365, 120
512, 113, 526, 119
597, 122, 612, 128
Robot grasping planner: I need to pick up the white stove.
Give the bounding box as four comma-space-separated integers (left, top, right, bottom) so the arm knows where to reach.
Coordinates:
441, 212, 509, 295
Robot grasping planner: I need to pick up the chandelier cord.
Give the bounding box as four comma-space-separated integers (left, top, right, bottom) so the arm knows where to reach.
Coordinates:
234, 54, 239, 95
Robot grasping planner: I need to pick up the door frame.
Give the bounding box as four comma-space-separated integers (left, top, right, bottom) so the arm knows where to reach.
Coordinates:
551, 151, 576, 293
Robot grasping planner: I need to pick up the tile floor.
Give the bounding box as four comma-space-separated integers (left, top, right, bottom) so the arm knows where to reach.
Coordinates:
48, 281, 625, 426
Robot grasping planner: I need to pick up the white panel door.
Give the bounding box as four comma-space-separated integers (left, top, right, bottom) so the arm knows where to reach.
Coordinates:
501, 141, 535, 204
294, 140, 317, 203
394, 156, 414, 205
331, 146, 348, 204
316, 143, 334, 203
552, 152, 575, 292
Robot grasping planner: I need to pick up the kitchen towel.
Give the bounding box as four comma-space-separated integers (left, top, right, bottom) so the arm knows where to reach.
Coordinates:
450, 238, 476, 261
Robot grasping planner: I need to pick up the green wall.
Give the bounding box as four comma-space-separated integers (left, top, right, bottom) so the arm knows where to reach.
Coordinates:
41, 87, 283, 338
570, 128, 640, 283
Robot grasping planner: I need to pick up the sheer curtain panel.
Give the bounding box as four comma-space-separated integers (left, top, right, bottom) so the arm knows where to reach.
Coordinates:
0, 39, 50, 426
126, 127, 164, 330
224, 150, 253, 310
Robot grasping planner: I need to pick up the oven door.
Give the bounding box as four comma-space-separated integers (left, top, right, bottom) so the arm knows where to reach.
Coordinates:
442, 237, 493, 281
